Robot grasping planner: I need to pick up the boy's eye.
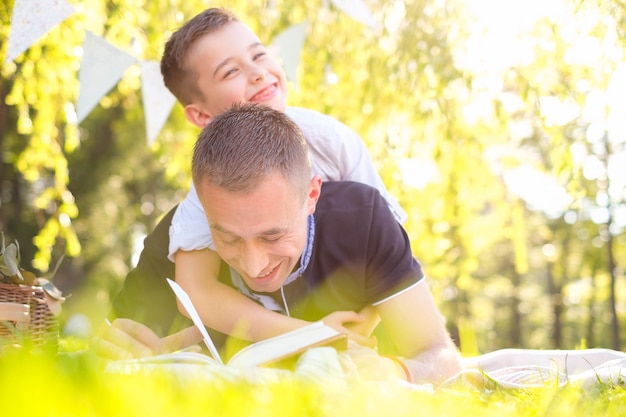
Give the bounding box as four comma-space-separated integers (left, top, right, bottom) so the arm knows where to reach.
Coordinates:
223, 67, 238, 79
253, 52, 266, 60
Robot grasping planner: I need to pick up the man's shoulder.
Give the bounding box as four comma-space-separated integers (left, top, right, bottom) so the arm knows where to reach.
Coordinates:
319, 181, 382, 207
321, 180, 377, 192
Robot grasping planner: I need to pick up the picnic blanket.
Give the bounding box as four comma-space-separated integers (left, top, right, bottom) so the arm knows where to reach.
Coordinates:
449, 348, 626, 390
107, 347, 626, 390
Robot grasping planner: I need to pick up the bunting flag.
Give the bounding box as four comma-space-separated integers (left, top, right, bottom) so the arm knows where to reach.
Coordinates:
76, 31, 136, 123
139, 60, 177, 145
4, 0, 75, 64
330, 0, 377, 29
5, 2, 317, 142
271, 22, 308, 88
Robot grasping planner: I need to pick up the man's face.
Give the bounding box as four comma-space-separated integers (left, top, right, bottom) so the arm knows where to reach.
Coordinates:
185, 21, 288, 125
200, 173, 321, 293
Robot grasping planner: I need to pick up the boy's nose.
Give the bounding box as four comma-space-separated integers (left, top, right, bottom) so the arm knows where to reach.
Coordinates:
250, 66, 269, 82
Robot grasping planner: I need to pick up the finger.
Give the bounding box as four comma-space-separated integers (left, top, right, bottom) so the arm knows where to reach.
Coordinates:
111, 319, 163, 352
90, 335, 135, 360
345, 330, 377, 349
161, 326, 203, 353
96, 320, 157, 358
330, 311, 364, 323
346, 306, 380, 337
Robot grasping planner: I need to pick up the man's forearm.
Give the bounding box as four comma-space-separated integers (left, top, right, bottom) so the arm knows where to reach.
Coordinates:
401, 344, 463, 384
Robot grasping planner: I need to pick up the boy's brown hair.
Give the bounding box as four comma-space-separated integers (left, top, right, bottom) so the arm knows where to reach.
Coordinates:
161, 8, 238, 105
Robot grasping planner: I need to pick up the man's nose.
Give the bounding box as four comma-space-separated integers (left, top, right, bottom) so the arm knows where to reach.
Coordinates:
241, 243, 269, 277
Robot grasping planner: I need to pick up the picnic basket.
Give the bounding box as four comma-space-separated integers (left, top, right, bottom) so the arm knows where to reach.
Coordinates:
0, 233, 63, 353
0, 282, 60, 352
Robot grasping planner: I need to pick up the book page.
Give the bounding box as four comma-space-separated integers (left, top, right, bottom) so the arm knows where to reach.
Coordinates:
167, 278, 347, 370
116, 350, 218, 366
228, 322, 346, 368
104, 349, 221, 375
166, 278, 224, 365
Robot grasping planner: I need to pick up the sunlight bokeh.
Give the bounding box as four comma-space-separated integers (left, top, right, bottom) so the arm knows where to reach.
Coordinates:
400, 0, 626, 231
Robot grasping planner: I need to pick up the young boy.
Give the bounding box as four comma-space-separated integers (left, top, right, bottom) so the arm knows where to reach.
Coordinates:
161, 8, 406, 343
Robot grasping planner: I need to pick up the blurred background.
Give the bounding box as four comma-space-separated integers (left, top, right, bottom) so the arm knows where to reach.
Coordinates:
1, 0, 625, 354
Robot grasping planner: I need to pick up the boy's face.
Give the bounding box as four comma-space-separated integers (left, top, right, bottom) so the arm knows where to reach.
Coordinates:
200, 173, 321, 294
184, 21, 288, 127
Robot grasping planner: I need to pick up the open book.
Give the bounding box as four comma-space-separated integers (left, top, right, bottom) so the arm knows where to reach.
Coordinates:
110, 279, 347, 370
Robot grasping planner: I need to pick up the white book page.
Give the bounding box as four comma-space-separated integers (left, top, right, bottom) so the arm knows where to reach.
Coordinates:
228, 321, 339, 368
166, 278, 224, 365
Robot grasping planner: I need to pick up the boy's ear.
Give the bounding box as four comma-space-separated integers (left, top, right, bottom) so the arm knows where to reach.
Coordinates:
184, 104, 214, 128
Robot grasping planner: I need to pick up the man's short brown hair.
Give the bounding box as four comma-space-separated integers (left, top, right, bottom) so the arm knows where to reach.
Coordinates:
192, 103, 311, 199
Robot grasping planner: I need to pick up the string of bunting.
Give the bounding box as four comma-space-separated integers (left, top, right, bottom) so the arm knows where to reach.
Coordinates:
3, 0, 376, 144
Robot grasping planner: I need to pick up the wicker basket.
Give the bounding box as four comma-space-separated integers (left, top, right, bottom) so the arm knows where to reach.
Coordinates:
0, 282, 59, 352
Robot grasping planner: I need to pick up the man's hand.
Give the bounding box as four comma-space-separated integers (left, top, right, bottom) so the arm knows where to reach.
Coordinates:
91, 319, 205, 361
342, 343, 407, 382
90, 319, 164, 360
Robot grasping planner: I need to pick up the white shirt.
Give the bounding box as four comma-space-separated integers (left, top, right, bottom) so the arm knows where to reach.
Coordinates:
168, 106, 407, 261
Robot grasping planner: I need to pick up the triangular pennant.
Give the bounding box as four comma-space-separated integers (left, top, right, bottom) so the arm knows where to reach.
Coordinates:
5, 0, 75, 64
76, 32, 136, 123
271, 22, 308, 88
330, 0, 377, 29
140, 60, 176, 145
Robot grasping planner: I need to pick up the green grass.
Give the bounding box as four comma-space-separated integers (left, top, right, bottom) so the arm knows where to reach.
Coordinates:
1, 341, 624, 417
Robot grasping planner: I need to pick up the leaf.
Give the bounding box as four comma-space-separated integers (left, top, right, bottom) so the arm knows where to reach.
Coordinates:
0, 242, 25, 282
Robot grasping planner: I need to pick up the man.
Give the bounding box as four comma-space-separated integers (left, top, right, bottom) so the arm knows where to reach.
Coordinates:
96, 104, 462, 384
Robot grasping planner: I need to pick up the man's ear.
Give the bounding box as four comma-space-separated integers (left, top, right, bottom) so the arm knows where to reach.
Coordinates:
184, 104, 213, 128
306, 176, 322, 215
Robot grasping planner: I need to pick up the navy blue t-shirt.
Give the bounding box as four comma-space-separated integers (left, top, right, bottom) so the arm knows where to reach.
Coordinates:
244, 181, 424, 321
111, 181, 423, 350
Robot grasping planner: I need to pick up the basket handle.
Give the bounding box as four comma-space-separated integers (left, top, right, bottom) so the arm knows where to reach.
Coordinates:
0, 302, 30, 330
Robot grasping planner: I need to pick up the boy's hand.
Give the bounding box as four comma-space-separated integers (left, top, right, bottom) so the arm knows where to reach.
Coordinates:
322, 309, 378, 348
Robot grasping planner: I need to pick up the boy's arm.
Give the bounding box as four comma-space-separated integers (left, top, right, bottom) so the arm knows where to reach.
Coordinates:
171, 184, 377, 343
375, 280, 462, 384
170, 186, 305, 340
175, 248, 378, 345
174, 248, 308, 341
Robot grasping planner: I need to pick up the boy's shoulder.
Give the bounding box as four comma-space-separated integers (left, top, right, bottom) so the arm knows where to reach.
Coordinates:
285, 106, 344, 129
285, 106, 358, 140
286, 106, 333, 122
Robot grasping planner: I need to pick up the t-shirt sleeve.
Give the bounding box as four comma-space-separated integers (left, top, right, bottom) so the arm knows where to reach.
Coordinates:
363, 189, 423, 304
168, 183, 217, 261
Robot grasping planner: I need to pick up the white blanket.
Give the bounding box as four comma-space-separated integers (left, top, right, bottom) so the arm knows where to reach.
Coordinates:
448, 348, 626, 390
107, 347, 626, 391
